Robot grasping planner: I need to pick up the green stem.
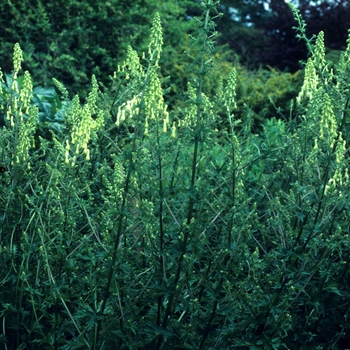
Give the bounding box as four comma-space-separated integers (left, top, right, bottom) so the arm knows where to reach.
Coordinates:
158, 3, 215, 347
93, 161, 132, 349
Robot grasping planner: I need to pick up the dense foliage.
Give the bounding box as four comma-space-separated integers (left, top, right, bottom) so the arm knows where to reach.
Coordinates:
1, 1, 350, 349
0, 0, 197, 98
218, 0, 350, 71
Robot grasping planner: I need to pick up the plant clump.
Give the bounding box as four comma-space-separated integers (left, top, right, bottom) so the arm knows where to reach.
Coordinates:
1, 2, 350, 349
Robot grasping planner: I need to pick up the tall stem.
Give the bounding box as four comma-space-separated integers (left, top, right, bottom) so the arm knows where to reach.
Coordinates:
158, 2, 216, 345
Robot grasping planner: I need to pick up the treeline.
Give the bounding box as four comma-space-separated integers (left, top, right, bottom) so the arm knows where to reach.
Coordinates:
1, 0, 349, 97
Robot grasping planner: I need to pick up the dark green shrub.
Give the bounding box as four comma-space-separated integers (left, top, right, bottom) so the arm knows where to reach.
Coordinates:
0, 0, 196, 99
235, 64, 303, 123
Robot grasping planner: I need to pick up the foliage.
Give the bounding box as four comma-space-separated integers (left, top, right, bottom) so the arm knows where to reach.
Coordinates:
217, 0, 350, 72
0, 0, 196, 99
235, 64, 303, 123
1, 2, 350, 350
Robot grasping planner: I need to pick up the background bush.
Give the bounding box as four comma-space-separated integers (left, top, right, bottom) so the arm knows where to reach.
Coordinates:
235, 64, 303, 123
0, 0, 197, 99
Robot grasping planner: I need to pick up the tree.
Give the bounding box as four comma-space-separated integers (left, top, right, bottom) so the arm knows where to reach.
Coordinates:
215, 0, 350, 71
0, 0, 197, 97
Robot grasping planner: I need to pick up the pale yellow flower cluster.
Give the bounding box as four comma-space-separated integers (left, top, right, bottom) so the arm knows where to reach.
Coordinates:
114, 12, 175, 138
12, 43, 23, 80
319, 93, 337, 143
117, 46, 144, 81
296, 32, 334, 105
116, 95, 140, 127
65, 75, 103, 166
224, 68, 237, 115
296, 58, 318, 104
148, 12, 163, 66
144, 68, 170, 135
4, 44, 38, 167
293, 31, 349, 195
